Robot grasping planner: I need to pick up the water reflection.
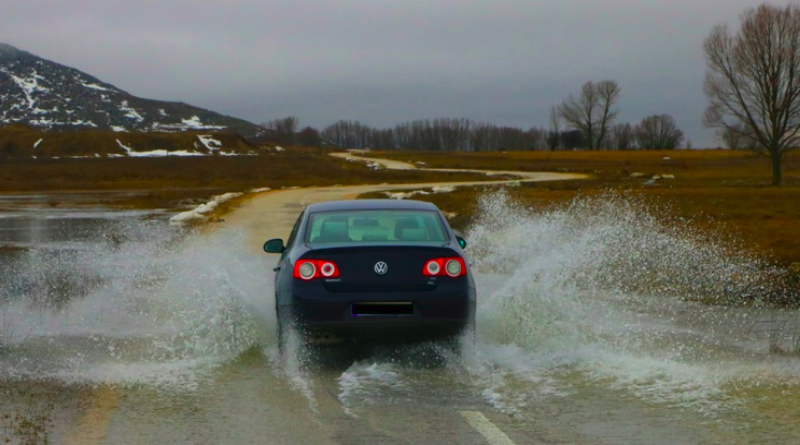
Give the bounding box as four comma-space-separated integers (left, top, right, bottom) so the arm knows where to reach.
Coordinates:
0, 191, 172, 311
0, 192, 168, 250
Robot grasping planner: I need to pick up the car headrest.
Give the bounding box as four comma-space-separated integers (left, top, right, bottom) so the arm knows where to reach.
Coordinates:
320, 220, 349, 241
399, 228, 427, 241
393, 217, 419, 239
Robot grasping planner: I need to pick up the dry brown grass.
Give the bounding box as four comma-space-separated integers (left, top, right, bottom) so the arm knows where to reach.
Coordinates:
0, 146, 487, 209
3, 139, 798, 268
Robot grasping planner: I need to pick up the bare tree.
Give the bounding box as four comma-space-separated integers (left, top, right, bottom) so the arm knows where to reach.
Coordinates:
610, 123, 634, 150
595, 81, 621, 149
634, 114, 685, 150
703, 3, 800, 185
321, 120, 370, 148
720, 124, 759, 150
548, 106, 562, 151
296, 126, 322, 147
559, 83, 598, 149
558, 81, 620, 150
262, 116, 299, 145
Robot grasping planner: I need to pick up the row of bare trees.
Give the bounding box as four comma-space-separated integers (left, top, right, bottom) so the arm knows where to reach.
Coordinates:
311, 115, 685, 151
550, 115, 685, 150
264, 78, 683, 152
319, 118, 548, 151
261, 114, 684, 152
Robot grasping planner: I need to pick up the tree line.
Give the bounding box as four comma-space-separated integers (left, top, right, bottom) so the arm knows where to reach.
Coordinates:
261, 109, 686, 152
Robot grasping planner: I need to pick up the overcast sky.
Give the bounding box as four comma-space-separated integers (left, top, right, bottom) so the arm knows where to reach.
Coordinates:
2, 0, 790, 147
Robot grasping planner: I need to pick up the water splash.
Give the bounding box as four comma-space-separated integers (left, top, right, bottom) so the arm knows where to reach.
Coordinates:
0, 221, 272, 388
465, 190, 798, 416
2, 189, 799, 428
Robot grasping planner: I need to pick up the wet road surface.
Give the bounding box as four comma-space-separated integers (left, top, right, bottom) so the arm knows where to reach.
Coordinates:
2, 157, 800, 444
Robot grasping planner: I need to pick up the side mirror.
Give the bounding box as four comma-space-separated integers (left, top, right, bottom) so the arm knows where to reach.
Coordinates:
264, 238, 285, 253
453, 230, 467, 249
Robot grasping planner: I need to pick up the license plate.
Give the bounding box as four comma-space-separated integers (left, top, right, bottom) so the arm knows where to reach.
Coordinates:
352, 302, 413, 316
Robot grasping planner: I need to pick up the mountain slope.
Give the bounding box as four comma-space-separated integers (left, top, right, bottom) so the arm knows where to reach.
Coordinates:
0, 43, 264, 138
0, 123, 259, 158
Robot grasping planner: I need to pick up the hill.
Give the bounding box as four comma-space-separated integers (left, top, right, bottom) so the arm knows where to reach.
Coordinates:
0, 124, 259, 158
0, 43, 264, 139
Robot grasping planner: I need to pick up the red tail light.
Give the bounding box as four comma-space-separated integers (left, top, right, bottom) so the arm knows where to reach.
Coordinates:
423, 257, 466, 277
293, 260, 340, 280
294, 260, 317, 280
319, 261, 339, 278
423, 259, 444, 276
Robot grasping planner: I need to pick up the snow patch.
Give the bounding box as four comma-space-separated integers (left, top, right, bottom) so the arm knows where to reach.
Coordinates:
181, 116, 225, 131
116, 138, 203, 157
28, 117, 97, 129
131, 149, 204, 158
31, 107, 56, 115
33, 138, 43, 149
116, 139, 134, 155
197, 135, 222, 152
384, 185, 457, 200
111, 126, 127, 132
81, 82, 111, 92
384, 190, 430, 200
119, 101, 144, 122
2, 69, 50, 109
169, 192, 244, 226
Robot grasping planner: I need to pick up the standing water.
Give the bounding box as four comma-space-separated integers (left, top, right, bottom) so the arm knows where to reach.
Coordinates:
0, 194, 270, 388
1, 190, 799, 443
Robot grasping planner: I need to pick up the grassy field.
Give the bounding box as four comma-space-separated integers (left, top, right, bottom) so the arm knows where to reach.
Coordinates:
1, 144, 797, 269
366, 149, 800, 269
0, 147, 487, 209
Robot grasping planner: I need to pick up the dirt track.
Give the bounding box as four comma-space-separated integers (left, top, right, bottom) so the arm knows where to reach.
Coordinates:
225, 152, 585, 247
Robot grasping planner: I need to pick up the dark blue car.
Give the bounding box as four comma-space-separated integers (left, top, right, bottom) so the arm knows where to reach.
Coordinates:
264, 199, 476, 350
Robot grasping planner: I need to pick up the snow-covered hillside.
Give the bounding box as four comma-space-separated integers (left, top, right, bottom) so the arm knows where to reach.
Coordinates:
0, 43, 263, 138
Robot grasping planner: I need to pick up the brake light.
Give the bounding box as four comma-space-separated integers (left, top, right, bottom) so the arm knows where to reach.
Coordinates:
423, 257, 466, 277
319, 261, 339, 277
423, 259, 443, 276
293, 260, 340, 280
294, 260, 317, 280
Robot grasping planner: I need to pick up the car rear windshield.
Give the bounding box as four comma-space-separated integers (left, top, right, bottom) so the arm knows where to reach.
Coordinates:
305, 210, 448, 244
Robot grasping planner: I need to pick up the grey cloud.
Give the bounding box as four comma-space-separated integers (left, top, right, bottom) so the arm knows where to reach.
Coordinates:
0, 0, 789, 146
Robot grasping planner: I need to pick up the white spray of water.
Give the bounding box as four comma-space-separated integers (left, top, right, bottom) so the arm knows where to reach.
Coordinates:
0, 221, 273, 388
461, 190, 800, 416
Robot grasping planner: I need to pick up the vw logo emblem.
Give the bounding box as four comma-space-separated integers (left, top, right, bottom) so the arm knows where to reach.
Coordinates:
374, 261, 388, 276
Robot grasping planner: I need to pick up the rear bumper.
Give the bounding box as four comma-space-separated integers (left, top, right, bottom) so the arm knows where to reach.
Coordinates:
279, 290, 476, 341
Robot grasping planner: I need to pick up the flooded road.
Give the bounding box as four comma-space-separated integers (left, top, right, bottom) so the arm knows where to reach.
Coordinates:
2, 182, 800, 444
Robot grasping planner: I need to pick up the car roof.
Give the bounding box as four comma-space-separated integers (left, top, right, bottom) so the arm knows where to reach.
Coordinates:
306, 199, 439, 213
